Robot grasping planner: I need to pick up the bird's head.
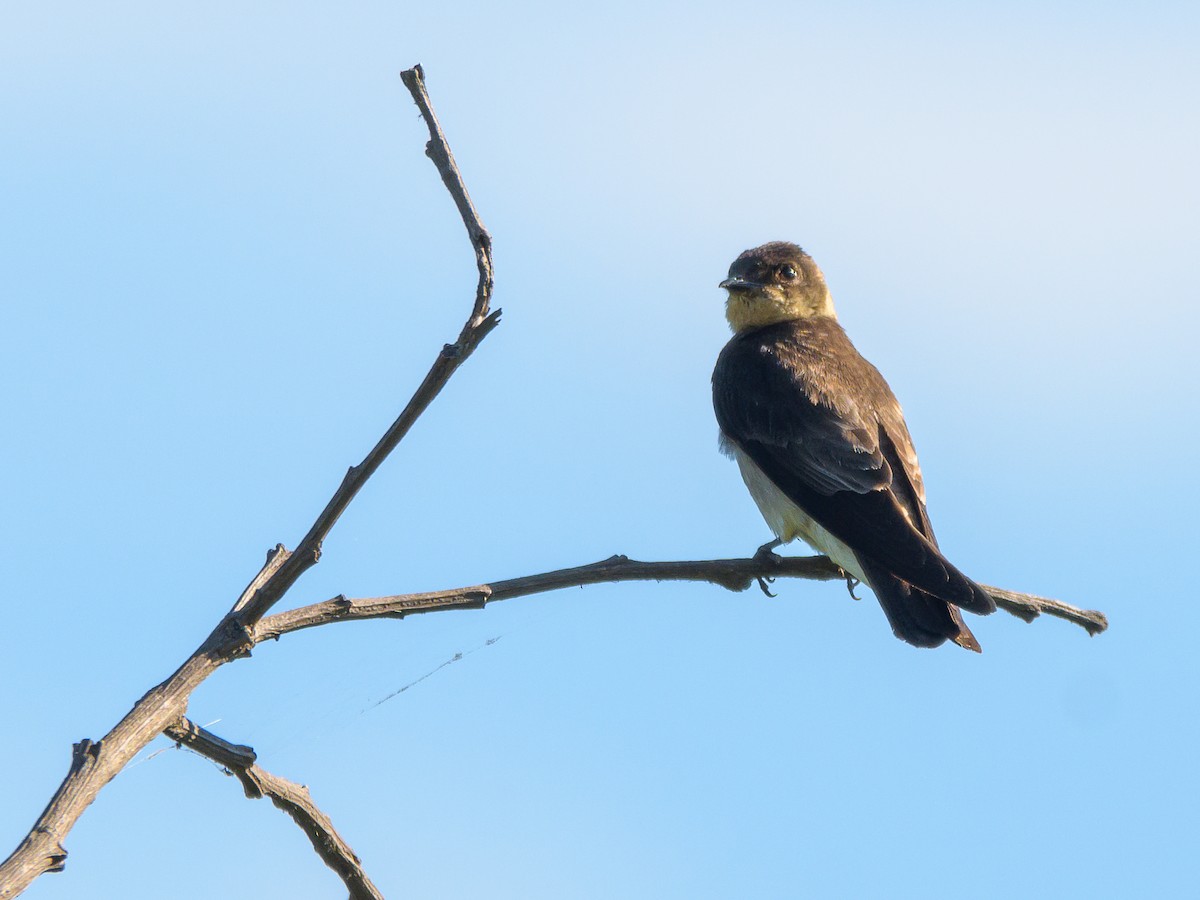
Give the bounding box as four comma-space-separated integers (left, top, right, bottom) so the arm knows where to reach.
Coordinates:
720, 242, 835, 333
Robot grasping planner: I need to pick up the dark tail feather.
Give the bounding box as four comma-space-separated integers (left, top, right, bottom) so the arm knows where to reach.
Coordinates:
861, 561, 983, 652
889, 536, 997, 617
947, 607, 983, 653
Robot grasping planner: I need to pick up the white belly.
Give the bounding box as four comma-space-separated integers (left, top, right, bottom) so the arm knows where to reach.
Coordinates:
731, 446, 867, 583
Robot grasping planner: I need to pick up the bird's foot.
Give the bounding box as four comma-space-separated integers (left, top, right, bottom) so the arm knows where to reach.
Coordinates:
754, 539, 783, 596
841, 570, 864, 601
753, 538, 783, 564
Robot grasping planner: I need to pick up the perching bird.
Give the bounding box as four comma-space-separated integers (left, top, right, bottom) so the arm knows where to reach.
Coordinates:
712, 242, 995, 650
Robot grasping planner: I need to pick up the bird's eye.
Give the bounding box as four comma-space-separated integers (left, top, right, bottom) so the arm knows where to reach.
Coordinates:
780, 265, 798, 280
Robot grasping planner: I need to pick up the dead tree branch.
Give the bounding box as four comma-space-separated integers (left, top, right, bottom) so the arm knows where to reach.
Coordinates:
980, 583, 1107, 635
163, 718, 383, 900
252, 554, 1107, 643
0, 63, 494, 899
237, 63, 499, 628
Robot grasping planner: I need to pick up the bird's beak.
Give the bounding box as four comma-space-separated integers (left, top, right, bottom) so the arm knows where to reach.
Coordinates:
720, 277, 760, 292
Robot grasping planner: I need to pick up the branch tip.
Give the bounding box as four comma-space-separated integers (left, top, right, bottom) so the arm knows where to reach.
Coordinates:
163, 718, 382, 898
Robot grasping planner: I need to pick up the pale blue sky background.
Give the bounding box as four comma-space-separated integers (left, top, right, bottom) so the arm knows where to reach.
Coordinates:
2, 2, 1198, 898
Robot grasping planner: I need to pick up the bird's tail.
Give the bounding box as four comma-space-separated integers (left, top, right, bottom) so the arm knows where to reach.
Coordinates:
860, 561, 983, 652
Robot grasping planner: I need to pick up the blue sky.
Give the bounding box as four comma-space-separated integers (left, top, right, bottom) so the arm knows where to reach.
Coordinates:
2, 2, 1198, 897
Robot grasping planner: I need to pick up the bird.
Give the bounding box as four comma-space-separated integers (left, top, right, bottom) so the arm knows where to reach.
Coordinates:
712, 241, 995, 650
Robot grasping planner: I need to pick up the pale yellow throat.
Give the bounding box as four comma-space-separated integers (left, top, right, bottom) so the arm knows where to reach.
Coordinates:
724, 288, 836, 333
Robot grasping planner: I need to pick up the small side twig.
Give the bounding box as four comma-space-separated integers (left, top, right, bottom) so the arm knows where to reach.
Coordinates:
164, 718, 383, 900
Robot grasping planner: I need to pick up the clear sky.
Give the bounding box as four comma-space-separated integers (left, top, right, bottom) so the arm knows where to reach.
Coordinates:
2, 2, 1198, 898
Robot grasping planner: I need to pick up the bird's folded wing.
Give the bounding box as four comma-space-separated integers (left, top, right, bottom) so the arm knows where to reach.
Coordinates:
713, 334, 993, 614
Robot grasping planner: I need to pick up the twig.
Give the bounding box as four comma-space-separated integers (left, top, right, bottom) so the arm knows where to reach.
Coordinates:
253, 554, 1107, 642
0, 63, 493, 898
401, 63, 494, 330
982, 583, 1107, 635
236, 64, 499, 627
163, 718, 384, 900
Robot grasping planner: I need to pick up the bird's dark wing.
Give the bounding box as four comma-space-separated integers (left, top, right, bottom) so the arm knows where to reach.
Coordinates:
713, 319, 993, 616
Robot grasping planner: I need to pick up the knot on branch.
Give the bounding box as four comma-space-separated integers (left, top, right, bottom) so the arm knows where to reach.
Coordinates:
715, 572, 756, 593
70, 739, 101, 772
31, 827, 68, 872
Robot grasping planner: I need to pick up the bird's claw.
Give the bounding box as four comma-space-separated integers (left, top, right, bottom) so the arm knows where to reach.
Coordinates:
841, 571, 863, 601
753, 538, 783, 596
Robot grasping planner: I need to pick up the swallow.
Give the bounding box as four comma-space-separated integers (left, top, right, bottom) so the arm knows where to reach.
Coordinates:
712, 241, 995, 650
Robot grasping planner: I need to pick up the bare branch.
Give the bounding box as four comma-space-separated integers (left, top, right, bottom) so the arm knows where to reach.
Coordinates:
237, 64, 499, 627
982, 583, 1108, 635
0, 64, 495, 898
164, 718, 384, 900
0, 652, 221, 899
254, 554, 1108, 642
400, 63, 494, 330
